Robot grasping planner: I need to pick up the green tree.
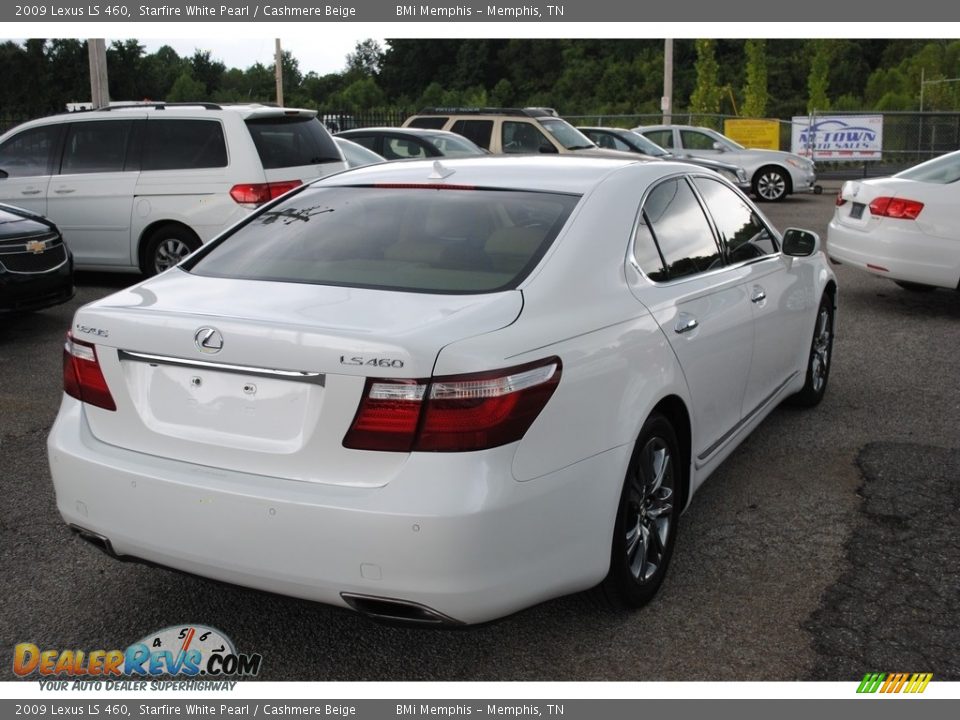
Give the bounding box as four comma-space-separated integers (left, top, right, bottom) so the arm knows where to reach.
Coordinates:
346, 39, 384, 78
689, 39, 723, 115
742, 39, 768, 117
340, 77, 386, 110
807, 40, 833, 113
166, 70, 207, 102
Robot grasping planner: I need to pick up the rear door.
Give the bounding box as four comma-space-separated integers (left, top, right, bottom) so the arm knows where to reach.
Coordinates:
628, 176, 754, 464
46, 119, 140, 266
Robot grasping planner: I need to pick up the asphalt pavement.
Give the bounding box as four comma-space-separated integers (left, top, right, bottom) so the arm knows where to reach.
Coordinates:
1, 188, 958, 682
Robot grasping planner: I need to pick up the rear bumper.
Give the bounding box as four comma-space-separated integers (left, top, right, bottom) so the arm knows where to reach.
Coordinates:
827, 216, 960, 289
48, 397, 626, 624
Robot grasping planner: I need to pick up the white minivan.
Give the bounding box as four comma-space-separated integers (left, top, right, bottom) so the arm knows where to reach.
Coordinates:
0, 103, 346, 275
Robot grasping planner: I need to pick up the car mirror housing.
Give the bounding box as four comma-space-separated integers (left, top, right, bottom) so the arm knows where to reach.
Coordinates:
712, 142, 726, 152
782, 228, 820, 257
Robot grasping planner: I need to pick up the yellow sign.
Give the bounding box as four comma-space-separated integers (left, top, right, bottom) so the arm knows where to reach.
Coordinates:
724, 119, 781, 150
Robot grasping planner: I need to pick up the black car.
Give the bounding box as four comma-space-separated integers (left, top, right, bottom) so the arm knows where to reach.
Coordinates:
335, 127, 487, 161
0, 203, 74, 313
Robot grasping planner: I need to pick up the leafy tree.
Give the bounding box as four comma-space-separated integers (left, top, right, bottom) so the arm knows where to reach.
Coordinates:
107, 39, 146, 101
190, 50, 226, 98
346, 39, 384, 78
742, 39, 768, 117
340, 77, 386, 110
689, 39, 723, 115
166, 70, 207, 102
807, 40, 833, 113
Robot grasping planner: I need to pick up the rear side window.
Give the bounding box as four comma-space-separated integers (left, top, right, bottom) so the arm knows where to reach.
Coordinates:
186, 186, 579, 294
143, 119, 227, 170
450, 120, 493, 150
408, 117, 448, 130
0, 125, 61, 177
61, 120, 134, 174
637, 178, 720, 281
246, 117, 341, 169
643, 130, 673, 149
383, 137, 428, 160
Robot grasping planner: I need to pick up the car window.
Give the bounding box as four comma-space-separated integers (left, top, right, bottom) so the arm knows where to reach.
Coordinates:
245, 117, 340, 169
636, 177, 721, 281
643, 130, 673, 149
143, 119, 227, 171
589, 131, 630, 152
408, 117, 448, 130
60, 120, 134, 174
538, 119, 594, 150
0, 125, 61, 177
694, 177, 778, 262
502, 121, 551, 154
679, 130, 718, 151
186, 186, 580, 294
896, 151, 960, 184
450, 120, 493, 150
344, 134, 378, 152
384, 137, 428, 160
424, 134, 484, 157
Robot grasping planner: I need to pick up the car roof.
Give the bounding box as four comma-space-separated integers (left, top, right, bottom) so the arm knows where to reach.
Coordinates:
11, 103, 317, 127
339, 127, 468, 138
317, 155, 668, 195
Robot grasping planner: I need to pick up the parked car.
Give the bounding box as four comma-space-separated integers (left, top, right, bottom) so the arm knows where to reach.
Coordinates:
0, 102, 346, 276
0, 202, 73, 313
827, 150, 960, 291
404, 107, 641, 159
334, 137, 386, 168
578, 126, 750, 191
49, 156, 835, 625
633, 124, 817, 202
336, 127, 487, 160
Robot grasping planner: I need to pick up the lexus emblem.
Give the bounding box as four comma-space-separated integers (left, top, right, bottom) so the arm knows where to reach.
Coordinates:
194, 327, 224, 354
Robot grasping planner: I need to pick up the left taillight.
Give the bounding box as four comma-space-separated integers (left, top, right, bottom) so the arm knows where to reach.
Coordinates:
63, 332, 116, 411
869, 196, 924, 220
343, 358, 562, 453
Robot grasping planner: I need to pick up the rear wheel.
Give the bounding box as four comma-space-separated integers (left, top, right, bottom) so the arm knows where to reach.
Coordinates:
141, 224, 201, 276
602, 413, 679, 608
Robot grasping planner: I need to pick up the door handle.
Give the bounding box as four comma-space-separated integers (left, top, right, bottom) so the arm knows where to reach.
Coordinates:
53, 188, 76, 194
20, 189, 41, 195
675, 314, 699, 334
751, 287, 767, 304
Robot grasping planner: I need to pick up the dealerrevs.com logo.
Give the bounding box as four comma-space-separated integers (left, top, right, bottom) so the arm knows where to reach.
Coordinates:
857, 673, 933, 694
13, 625, 262, 686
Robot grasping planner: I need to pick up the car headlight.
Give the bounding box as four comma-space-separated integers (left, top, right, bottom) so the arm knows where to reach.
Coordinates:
785, 157, 812, 171
736, 168, 748, 183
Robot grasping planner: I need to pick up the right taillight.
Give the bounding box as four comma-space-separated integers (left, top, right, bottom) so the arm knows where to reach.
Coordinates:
63, 332, 116, 411
835, 191, 847, 207
343, 358, 562, 453
869, 196, 924, 220
229, 180, 302, 206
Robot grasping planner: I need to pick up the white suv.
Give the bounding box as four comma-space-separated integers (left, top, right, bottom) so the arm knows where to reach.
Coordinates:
0, 103, 346, 274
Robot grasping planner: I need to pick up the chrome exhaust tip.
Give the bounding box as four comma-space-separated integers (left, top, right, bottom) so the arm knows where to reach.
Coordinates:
69, 524, 119, 558
341, 592, 463, 626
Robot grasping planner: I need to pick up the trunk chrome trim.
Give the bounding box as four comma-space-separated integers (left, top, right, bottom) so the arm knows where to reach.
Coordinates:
117, 349, 326, 386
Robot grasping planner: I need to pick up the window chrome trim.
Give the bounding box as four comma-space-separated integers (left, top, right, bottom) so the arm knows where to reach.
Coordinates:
117, 349, 326, 386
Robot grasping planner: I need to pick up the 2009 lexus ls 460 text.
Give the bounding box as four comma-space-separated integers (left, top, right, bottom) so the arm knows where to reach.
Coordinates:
48, 156, 836, 625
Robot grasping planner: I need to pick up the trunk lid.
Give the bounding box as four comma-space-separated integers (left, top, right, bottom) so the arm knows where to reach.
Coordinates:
75, 269, 522, 487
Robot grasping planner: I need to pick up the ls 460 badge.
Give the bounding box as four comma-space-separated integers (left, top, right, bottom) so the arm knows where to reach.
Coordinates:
340, 356, 404, 369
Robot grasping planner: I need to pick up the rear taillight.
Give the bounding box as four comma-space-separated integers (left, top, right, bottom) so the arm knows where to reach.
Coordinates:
835, 191, 847, 207
869, 196, 924, 220
229, 180, 302, 206
343, 358, 562, 453
63, 333, 116, 411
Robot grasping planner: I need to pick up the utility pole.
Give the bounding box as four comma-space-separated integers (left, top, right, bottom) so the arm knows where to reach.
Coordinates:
662, 38, 673, 125
87, 39, 109, 108
274, 39, 284, 106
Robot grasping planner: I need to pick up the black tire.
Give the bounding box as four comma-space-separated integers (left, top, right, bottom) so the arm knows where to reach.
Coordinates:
601, 413, 680, 608
894, 280, 937, 293
140, 224, 201, 276
752, 165, 790, 202
787, 293, 834, 408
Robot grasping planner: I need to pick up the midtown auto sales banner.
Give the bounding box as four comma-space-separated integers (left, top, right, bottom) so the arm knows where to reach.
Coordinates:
2, 0, 957, 21
791, 115, 884, 161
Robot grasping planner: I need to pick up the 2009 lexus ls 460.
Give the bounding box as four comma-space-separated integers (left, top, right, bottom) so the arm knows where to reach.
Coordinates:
48, 156, 836, 625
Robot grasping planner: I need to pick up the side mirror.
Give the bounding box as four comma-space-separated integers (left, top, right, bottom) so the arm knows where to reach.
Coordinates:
712, 141, 726, 152
782, 228, 820, 257
538, 143, 559, 155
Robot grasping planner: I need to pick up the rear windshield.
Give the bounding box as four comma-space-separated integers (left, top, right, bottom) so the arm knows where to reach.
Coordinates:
896, 151, 960, 184
245, 117, 342, 169
186, 186, 579, 294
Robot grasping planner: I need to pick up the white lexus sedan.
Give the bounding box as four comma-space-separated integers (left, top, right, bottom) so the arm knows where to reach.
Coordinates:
827, 150, 960, 292
48, 156, 836, 625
